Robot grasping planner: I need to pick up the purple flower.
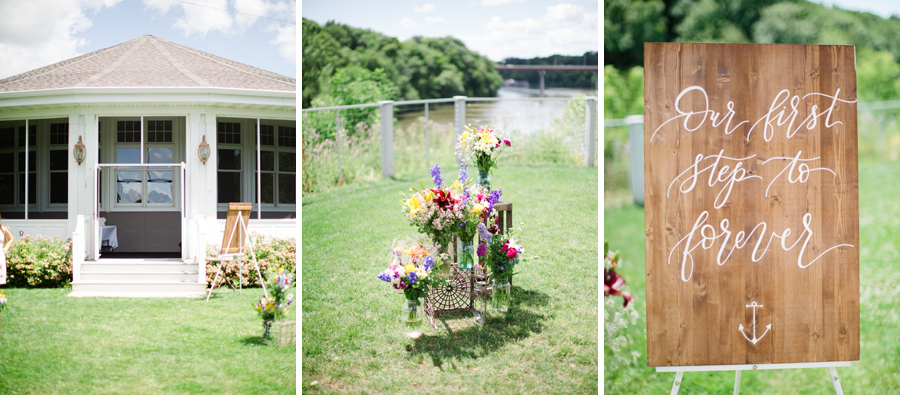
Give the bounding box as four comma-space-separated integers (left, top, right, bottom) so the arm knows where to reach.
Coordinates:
477, 244, 487, 256
392, 249, 402, 263
408, 271, 418, 284
376, 272, 393, 282
424, 256, 434, 271
488, 189, 502, 206
459, 163, 468, 183
431, 164, 443, 187
499, 265, 506, 271
477, 222, 492, 244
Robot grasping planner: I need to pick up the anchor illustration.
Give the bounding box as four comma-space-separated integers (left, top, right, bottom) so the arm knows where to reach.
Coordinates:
738, 301, 771, 345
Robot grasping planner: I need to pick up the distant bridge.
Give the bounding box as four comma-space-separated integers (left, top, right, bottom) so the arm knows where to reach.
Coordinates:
494, 64, 599, 95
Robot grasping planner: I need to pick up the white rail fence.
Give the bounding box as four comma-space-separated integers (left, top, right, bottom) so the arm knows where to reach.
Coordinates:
302, 96, 598, 183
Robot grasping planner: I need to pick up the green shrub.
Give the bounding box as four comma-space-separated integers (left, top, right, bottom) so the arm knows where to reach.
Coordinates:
205, 235, 296, 288
6, 236, 73, 288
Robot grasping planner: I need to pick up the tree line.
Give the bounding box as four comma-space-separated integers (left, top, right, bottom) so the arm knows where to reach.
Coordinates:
302, 18, 503, 109
605, 0, 900, 119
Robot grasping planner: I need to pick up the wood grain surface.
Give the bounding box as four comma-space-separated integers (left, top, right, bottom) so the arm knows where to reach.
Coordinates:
643, 43, 860, 367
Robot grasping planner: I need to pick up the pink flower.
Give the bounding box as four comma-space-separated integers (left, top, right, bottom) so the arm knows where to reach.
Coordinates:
504, 140, 511, 146
506, 248, 517, 258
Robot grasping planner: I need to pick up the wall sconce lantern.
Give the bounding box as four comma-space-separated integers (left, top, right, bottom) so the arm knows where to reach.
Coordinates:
198, 135, 211, 165
73, 136, 86, 165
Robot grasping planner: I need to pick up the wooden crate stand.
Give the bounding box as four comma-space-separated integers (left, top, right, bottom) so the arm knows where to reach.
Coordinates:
424, 200, 512, 329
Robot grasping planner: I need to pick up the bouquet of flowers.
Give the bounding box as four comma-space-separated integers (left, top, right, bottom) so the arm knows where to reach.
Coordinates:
604, 242, 633, 308
456, 124, 511, 189
255, 267, 294, 322
481, 225, 524, 312
377, 242, 440, 338
402, 164, 465, 251
0, 290, 7, 311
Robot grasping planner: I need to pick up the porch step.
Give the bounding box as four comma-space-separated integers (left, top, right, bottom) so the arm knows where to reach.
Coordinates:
70, 258, 207, 298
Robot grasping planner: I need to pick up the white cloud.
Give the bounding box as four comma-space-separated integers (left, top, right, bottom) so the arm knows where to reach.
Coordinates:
481, 0, 525, 5
269, 1, 296, 65
234, 0, 271, 30
424, 17, 444, 24
0, 0, 123, 79
399, 17, 417, 28
414, 3, 435, 13
461, 3, 598, 61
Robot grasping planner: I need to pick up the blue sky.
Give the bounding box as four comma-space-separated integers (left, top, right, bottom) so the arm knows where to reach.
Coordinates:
811, 0, 900, 18
302, 0, 599, 62
0, 0, 296, 80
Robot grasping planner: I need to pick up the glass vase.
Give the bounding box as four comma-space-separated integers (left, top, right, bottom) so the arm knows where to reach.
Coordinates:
262, 320, 273, 343
459, 239, 475, 270
491, 278, 510, 313
400, 298, 424, 338
476, 169, 491, 190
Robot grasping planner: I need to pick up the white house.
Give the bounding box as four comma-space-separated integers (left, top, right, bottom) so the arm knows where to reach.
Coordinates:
0, 35, 296, 296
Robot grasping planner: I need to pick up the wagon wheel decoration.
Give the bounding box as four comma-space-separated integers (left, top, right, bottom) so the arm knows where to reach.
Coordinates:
424, 265, 474, 327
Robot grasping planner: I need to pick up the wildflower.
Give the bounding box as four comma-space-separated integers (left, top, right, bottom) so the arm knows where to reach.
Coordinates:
424, 256, 434, 271
430, 164, 443, 187
477, 222, 492, 244
458, 163, 468, 183
477, 244, 487, 256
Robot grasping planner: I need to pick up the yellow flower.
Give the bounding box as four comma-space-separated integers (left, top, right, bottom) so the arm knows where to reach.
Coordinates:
452, 179, 463, 191
406, 197, 421, 214
470, 203, 485, 214
423, 190, 435, 201
405, 263, 416, 274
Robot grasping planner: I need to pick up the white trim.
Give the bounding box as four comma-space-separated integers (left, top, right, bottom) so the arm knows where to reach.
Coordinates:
0, 87, 295, 111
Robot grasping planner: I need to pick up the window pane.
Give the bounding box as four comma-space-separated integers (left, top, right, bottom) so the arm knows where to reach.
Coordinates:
50, 123, 69, 145
217, 172, 241, 203
148, 147, 173, 163
278, 126, 296, 148
49, 150, 67, 171
117, 148, 140, 164
278, 173, 295, 204
18, 151, 35, 171
261, 124, 275, 146
0, 153, 13, 171
261, 172, 274, 204
117, 121, 140, 142
217, 122, 241, 144
18, 173, 36, 204
0, 174, 12, 204
218, 149, 241, 170
18, 125, 35, 147
117, 170, 142, 203
147, 171, 173, 204
50, 173, 67, 204
0, 127, 13, 149
278, 152, 296, 173
261, 151, 275, 171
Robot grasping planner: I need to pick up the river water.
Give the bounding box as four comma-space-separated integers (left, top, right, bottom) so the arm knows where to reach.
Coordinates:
394, 87, 598, 135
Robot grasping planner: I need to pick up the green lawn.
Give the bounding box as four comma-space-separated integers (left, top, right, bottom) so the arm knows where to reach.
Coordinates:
0, 288, 296, 394
302, 163, 598, 394
604, 161, 900, 393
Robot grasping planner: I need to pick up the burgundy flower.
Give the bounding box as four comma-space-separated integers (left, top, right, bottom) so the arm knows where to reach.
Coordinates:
477, 244, 487, 256
604, 268, 633, 308
504, 140, 511, 146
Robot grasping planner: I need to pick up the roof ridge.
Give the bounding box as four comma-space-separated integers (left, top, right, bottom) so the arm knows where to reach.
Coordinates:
145, 36, 209, 87
74, 36, 149, 87
156, 36, 295, 85
0, 36, 145, 86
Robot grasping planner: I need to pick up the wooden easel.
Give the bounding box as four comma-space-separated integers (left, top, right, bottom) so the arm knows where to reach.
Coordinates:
206, 203, 268, 301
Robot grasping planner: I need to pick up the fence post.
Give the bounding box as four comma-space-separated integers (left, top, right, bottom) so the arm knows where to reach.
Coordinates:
454, 96, 467, 163
626, 115, 645, 205
424, 103, 429, 167
380, 100, 395, 178
584, 97, 597, 167
336, 109, 343, 183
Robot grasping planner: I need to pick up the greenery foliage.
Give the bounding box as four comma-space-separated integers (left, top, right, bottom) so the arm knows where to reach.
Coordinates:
6, 236, 72, 288
302, 18, 503, 109
205, 235, 296, 288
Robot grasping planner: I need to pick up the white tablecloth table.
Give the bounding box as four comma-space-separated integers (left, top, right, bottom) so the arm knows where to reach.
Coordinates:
100, 225, 118, 250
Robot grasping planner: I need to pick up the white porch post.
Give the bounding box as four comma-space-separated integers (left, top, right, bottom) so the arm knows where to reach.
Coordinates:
69, 113, 97, 262
186, 112, 218, 265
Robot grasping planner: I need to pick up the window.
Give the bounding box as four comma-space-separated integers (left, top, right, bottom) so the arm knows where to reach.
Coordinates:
102, 117, 182, 210
216, 119, 296, 215
0, 119, 68, 218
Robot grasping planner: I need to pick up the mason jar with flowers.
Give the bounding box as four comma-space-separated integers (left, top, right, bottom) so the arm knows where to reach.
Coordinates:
456, 124, 511, 190
255, 267, 294, 342
482, 227, 525, 313
376, 242, 440, 338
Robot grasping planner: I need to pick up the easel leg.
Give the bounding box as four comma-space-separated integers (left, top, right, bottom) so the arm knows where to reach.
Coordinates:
206, 260, 225, 301
828, 367, 844, 395
734, 370, 741, 395
670, 371, 684, 395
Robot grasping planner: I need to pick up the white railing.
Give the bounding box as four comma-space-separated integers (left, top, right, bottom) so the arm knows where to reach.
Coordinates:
302, 95, 598, 182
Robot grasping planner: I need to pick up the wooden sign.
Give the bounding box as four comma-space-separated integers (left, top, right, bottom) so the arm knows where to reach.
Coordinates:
221, 202, 252, 255
643, 43, 859, 366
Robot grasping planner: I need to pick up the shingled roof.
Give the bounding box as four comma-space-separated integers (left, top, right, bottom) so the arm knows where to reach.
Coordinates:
0, 35, 295, 93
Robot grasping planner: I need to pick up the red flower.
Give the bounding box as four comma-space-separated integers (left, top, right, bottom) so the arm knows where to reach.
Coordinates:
504, 140, 511, 146
604, 268, 633, 307
505, 248, 517, 258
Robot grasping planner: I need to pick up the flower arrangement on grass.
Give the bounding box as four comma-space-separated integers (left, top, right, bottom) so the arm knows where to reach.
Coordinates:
481, 225, 525, 312
402, 164, 465, 252
377, 241, 440, 338
456, 124, 511, 189
255, 267, 294, 322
